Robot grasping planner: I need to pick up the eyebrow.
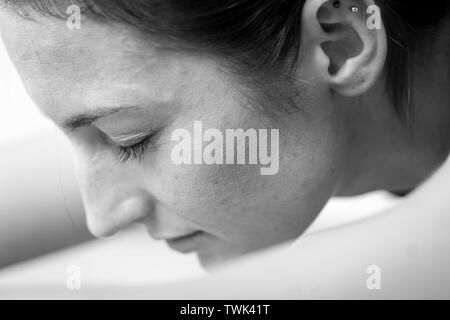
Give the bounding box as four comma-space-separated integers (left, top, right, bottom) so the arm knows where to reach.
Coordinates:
63, 106, 140, 130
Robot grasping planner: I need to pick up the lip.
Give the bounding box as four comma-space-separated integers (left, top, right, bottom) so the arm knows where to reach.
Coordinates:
165, 231, 204, 253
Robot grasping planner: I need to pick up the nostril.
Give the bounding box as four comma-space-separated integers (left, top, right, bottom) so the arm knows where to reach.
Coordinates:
116, 194, 154, 224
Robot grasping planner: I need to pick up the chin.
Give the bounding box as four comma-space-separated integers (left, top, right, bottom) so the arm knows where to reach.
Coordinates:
197, 252, 231, 271
196, 238, 296, 271
196, 246, 256, 271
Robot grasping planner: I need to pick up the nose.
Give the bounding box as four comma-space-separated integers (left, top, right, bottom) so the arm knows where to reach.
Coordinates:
86, 191, 154, 238
69, 128, 157, 238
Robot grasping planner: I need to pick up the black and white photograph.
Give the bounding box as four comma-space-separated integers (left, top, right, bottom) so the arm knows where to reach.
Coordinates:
0, 0, 449, 304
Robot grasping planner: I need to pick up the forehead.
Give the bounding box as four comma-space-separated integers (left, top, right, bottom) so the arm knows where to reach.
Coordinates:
0, 8, 209, 124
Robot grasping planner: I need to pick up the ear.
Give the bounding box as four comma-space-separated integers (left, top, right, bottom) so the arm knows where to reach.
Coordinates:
301, 0, 387, 96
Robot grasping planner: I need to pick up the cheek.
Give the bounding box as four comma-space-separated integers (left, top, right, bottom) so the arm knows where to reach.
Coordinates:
147, 155, 301, 244
142, 112, 342, 242
153, 160, 263, 212
150, 153, 278, 232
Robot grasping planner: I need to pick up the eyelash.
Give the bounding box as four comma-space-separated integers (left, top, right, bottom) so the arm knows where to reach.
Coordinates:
115, 134, 155, 164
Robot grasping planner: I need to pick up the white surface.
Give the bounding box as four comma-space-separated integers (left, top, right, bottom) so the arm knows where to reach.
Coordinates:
0, 226, 206, 289
0, 192, 399, 292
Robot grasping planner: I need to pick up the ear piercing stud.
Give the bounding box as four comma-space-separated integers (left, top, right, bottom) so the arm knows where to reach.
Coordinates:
333, 1, 341, 8
333, 1, 359, 13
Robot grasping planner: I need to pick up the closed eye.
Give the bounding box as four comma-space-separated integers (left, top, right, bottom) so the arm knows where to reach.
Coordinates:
115, 132, 157, 164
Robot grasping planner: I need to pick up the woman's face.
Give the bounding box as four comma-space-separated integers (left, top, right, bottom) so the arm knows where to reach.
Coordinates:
0, 10, 346, 267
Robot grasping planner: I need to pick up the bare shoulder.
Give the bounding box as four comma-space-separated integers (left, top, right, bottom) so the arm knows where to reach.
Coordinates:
190, 157, 450, 299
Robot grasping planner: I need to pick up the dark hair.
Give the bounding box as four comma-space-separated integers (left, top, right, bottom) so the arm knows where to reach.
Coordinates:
3, 0, 450, 120
377, 0, 450, 121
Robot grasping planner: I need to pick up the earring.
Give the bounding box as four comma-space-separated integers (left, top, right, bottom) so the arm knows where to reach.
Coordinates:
350, 6, 359, 12
333, 1, 341, 8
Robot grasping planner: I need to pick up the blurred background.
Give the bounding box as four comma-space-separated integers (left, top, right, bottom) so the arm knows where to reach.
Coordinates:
0, 38, 400, 298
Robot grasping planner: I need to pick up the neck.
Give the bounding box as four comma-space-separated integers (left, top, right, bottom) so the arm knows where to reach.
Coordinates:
336, 21, 450, 196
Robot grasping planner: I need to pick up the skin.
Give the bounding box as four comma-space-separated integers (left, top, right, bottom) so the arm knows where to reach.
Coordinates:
0, 0, 448, 269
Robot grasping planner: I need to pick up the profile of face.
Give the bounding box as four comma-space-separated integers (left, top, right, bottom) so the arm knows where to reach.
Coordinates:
0, 0, 387, 267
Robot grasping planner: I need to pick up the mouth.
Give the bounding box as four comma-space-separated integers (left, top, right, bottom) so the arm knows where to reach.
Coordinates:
165, 231, 204, 254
